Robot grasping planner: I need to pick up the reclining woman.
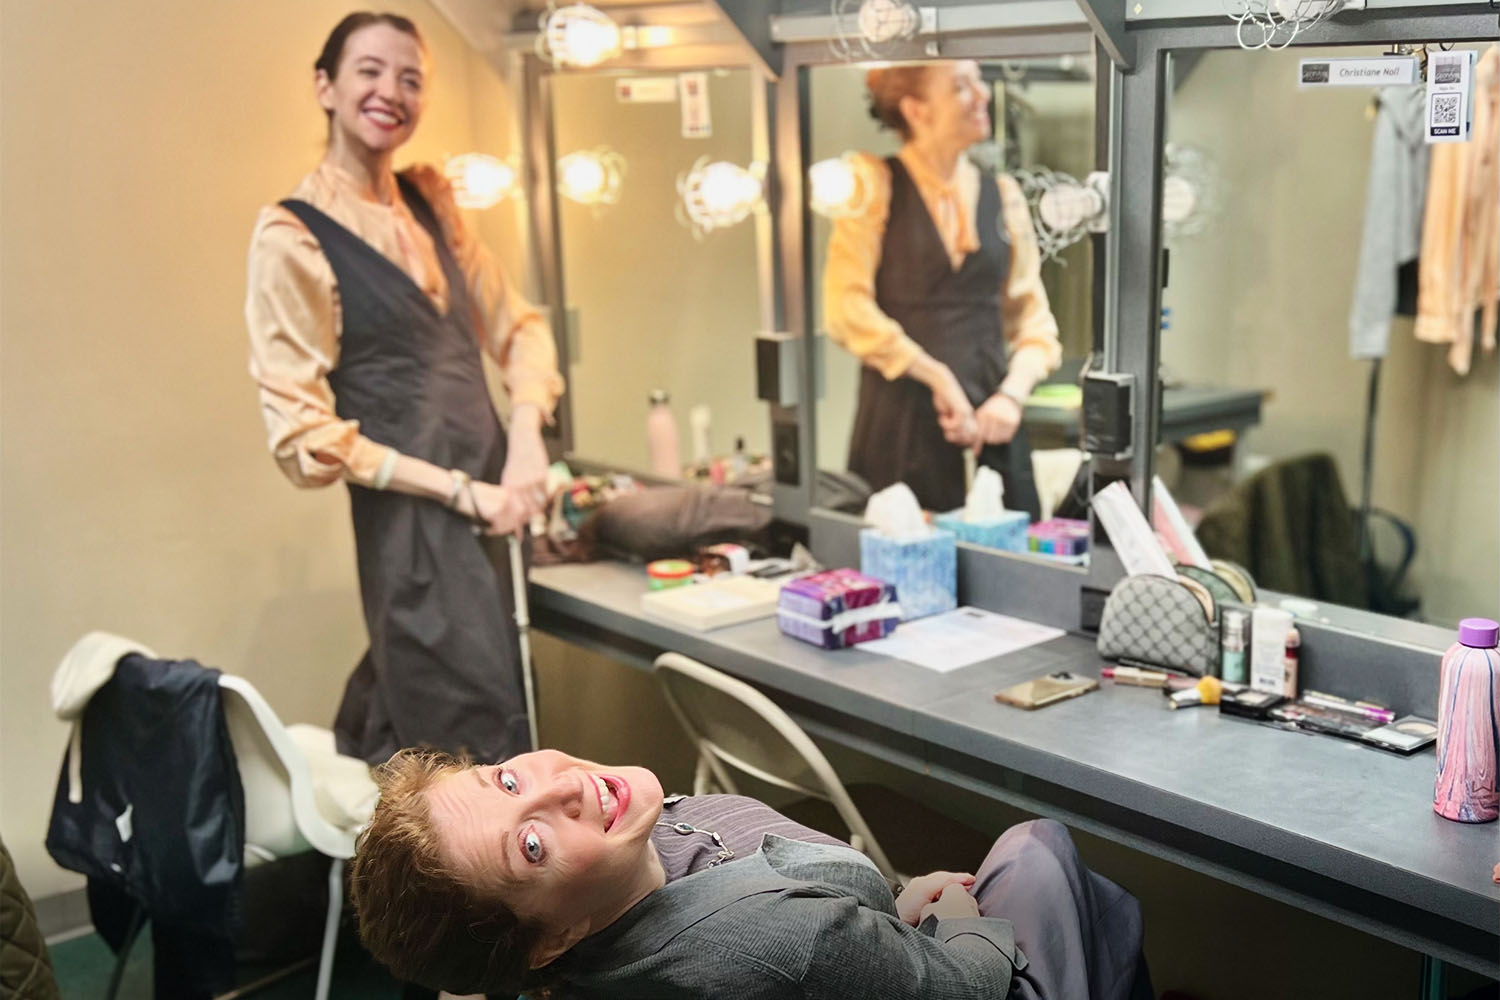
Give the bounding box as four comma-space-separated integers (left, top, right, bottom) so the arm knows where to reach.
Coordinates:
352, 748, 1153, 999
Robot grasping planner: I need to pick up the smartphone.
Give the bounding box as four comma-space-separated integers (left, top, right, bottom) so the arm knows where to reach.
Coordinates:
994, 671, 1099, 710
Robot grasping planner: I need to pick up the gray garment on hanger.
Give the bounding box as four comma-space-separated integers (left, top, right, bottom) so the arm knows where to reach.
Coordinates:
1349, 85, 1430, 360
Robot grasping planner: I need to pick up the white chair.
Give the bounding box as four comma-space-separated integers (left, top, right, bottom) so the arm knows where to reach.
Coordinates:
651, 652, 899, 882
218, 674, 378, 1000
52, 633, 376, 1000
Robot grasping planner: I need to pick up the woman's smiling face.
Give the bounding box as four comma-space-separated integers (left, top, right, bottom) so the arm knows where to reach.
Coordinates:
316, 22, 426, 158
425, 749, 665, 949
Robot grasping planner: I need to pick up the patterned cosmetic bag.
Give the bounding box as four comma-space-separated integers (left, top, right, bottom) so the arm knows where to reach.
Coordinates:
1097, 573, 1220, 676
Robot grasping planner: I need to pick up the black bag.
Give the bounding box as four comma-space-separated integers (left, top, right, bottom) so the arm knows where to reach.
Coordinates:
582, 484, 774, 561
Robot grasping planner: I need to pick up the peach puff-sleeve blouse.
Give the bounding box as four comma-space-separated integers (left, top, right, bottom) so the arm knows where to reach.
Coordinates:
245, 161, 564, 488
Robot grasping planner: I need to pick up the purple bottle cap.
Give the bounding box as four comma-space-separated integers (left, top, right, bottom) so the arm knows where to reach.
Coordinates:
1457, 618, 1500, 648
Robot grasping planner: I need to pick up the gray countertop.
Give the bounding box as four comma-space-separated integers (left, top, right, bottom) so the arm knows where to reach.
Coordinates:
530, 560, 1499, 975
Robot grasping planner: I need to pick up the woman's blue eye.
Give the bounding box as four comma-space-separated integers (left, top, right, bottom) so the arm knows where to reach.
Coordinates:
499, 769, 519, 792
523, 831, 544, 862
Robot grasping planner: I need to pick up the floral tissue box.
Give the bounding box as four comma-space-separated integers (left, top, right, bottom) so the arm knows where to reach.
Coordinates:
933, 509, 1030, 553
777, 569, 901, 649
859, 527, 957, 621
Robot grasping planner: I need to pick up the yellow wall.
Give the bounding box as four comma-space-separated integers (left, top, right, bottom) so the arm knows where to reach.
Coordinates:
550, 69, 767, 473
0, 0, 524, 897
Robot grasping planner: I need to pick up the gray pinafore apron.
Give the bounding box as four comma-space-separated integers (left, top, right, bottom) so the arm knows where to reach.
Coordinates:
280, 174, 529, 766
846, 157, 1040, 518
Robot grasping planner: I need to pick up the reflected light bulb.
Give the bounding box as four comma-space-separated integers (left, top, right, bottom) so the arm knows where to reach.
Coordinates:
697, 162, 761, 218
1037, 183, 1101, 233
1162, 175, 1198, 226
559, 153, 608, 203
445, 154, 516, 210
857, 0, 918, 44
809, 157, 859, 217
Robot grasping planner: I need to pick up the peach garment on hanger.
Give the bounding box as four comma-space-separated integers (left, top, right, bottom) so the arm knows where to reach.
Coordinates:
1414, 45, 1499, 375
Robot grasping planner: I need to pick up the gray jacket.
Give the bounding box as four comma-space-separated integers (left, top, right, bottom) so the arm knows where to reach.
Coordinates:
1349, 84, 1429, 360
550, 834, 1025, 999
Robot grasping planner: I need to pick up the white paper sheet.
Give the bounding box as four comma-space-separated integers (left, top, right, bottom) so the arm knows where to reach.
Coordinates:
860, 607, 1066, 673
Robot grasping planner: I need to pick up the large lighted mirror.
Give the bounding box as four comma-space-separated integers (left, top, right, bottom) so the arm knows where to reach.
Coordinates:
1159, 44, 1499, 627
806, 56, 1097, 562
551, 68, 770, 480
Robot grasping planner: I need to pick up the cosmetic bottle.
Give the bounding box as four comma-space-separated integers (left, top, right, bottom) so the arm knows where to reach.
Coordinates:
1220, 609, 1248, 685
646, 389, 680, 479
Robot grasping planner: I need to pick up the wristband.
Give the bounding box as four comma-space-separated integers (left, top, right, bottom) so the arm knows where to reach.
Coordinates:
998, 384, 1029, 408
373, 449, 399, 490
446, 469, 471, 509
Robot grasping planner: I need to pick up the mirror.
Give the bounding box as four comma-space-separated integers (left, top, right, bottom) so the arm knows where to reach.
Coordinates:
1159, 44, 1499, 628
550, 68, 770, 481
805, 56, 1097, 560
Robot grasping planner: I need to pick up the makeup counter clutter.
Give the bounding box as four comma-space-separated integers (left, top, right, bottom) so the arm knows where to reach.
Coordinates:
522, 466, 1499, 978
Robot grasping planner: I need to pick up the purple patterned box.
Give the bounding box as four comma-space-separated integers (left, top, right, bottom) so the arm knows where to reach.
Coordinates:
777, 569, 900, 649
1028, 518, 1091, 556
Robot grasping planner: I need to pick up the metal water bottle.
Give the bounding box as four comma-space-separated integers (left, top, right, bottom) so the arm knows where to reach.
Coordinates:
1434, 617, 1500, 823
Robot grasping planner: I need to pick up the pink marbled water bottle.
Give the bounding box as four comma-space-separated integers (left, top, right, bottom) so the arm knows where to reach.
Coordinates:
1434, 617, 1500, 823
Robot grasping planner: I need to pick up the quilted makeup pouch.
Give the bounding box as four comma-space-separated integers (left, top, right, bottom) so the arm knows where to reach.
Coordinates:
1097, 573, 1220, 676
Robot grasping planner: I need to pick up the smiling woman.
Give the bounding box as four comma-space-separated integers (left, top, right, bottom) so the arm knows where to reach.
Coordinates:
242, 13, 565, 771
350, 747, 1153, 999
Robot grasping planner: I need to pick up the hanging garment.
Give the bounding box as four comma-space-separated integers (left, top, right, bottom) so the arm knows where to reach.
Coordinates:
1348, 85, 1430, 360
847, 157, 1040, 517
1415, 45, 1499, 374
280, 173, 529, 766
46, 653, 245, 999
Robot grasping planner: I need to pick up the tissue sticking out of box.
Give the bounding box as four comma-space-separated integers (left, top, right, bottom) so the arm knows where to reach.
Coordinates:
864, 483, 932, 541
964, 467, 1005, 523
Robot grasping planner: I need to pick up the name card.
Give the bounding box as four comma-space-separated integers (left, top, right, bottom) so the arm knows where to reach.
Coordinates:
1298, 56, 1419, 88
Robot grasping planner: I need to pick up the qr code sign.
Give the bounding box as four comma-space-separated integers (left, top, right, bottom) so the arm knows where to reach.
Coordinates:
1432, 93, 1461, 127
1432, 56, 1462, 85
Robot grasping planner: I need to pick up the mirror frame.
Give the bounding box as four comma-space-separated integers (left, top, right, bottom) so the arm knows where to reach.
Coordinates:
1102, 6, 1496, 639
514, 47, 776, 467
774, 26, 1106, 568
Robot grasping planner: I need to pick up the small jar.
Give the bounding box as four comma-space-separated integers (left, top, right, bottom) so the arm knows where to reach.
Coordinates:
1434, 617, 1500, 823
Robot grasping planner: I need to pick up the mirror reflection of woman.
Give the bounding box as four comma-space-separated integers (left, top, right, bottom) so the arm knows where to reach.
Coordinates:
244, 13, 563, 767
824, 61, 1062, 517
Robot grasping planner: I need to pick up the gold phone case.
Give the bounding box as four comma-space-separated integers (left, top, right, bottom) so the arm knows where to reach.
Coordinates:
994, 672, 1099, 710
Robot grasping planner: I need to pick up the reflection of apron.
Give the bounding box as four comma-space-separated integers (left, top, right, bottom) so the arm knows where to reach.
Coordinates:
280, 176, 530, 766
847, 157, 1040, 518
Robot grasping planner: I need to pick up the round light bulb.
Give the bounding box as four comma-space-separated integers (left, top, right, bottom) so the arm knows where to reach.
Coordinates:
561, 15, 620, 67
446, 154, 516, 210
1037, 183, 1101, 233
697, 162, 760, 219
809, 157, 859, 217
559, 154, 607, 203
543, 4, 622, 68
857, 0, 918, 44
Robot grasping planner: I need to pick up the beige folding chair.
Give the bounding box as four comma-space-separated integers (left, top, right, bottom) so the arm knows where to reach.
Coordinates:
651, 652, 898, 882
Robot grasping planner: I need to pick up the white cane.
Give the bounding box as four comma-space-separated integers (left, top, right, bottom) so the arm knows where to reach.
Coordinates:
508, 530, 541, 752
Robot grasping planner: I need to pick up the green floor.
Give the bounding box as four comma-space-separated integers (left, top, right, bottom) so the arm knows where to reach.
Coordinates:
47, 923, 406, 1000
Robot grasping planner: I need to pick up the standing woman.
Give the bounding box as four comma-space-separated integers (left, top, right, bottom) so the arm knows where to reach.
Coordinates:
245, 12, 563, 766
824, 61, 1061, 518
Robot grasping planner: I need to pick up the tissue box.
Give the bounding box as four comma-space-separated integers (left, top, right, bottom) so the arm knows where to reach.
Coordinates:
1028, 518, 1091, 557
859, 528, 957, 621
776, 569, 900, 649
934, 509, 1030, 553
